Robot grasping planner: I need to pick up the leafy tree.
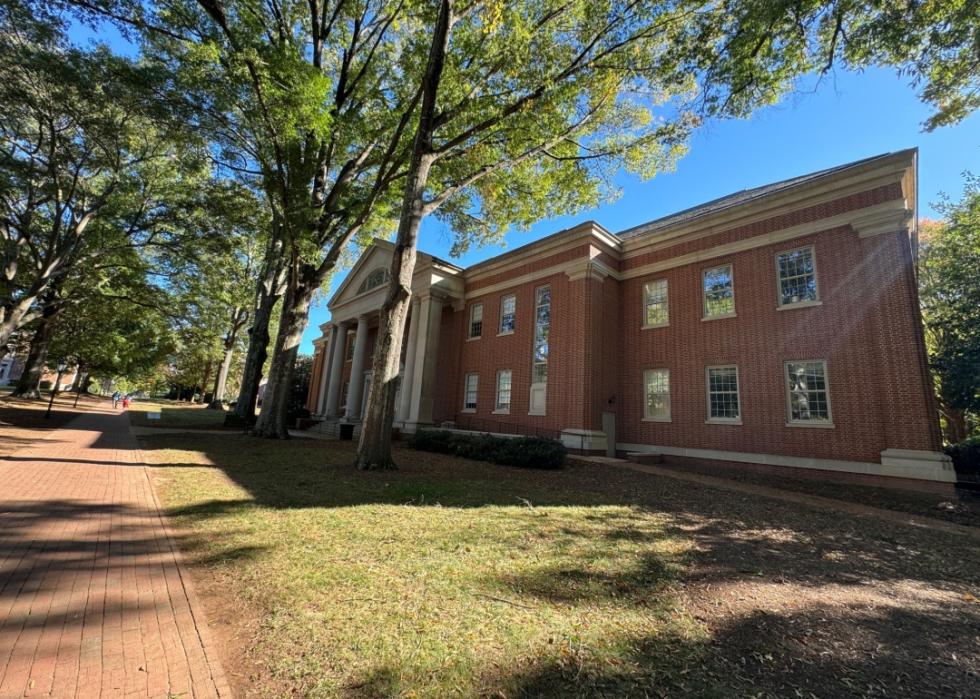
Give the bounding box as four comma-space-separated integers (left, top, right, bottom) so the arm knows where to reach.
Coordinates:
919, 177, 980, 442
0, 7, 200, 349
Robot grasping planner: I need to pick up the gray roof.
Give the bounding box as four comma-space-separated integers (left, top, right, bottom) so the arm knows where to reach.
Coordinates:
617, 150, 912, 241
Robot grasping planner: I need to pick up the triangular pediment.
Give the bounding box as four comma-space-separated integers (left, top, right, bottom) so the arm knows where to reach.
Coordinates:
328, 240, 396, 309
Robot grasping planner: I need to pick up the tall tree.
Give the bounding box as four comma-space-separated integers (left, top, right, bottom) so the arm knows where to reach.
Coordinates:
0, 7, 197, 349
919, 178, 980, 443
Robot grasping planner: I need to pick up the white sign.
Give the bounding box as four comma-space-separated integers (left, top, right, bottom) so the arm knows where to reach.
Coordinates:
147, 412, 161, 420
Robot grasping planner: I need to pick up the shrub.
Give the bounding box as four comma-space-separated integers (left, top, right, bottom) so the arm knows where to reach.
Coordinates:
946, 436, 980, 479
410, 429, 455, 453
411, 430, 566, 469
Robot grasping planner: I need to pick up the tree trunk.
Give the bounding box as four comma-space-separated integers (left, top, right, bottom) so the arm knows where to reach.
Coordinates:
355, 0, 453, 470
198, 359, 214, 403
252, 272, 316, 438
940, 403, 969, 444
209, 308, 247, 410
228, 236, 286, 424
71, 364, 86, 392
9, 305, 61, 398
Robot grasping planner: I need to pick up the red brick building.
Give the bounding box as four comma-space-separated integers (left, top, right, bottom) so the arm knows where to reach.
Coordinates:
305, 150, 954, 488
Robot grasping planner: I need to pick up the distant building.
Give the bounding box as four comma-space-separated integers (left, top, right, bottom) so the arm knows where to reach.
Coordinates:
0, 353, 24, 386
305, 150, 953, 489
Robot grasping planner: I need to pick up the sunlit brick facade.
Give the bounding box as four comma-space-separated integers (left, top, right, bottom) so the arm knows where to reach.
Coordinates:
306, 150, 954, 488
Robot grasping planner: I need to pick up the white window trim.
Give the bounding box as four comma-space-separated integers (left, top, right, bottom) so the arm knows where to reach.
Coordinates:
344, 333, 355, 362
702, 264, 736, 321
784, 359, 835, 428
775, 245, 821, 310
493, 369, 512, 414
641, 279, 669, 329
705, 364, 742, 425
498, 294, 516, 336
642, 368, 671, 422
468, 303, 483, 340
462, 373, 478, 413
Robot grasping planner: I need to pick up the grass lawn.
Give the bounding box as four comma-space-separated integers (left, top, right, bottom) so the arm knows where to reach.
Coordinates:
128, 399, 234, 429
142, 435, 709, 698
141, 433, 980, 699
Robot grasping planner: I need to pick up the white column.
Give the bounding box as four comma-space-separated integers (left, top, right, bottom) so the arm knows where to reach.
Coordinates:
406, 293, 444, 429
324, 321, 349, 417
397, 298, 421, 423
315, 326, 338, 415
344, 315, 370, 420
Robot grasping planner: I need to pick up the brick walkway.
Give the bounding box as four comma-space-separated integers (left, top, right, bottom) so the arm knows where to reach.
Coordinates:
0, 408, 230, 698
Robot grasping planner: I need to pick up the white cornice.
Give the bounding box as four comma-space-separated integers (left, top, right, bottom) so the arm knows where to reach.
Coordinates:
620, 150, 915, 258
462, 222, 621, 283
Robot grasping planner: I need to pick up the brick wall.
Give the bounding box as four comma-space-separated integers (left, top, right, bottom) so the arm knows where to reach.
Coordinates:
431, 184, 939, 467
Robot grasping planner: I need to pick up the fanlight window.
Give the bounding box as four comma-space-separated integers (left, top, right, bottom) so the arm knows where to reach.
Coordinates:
357, 267, 390, 294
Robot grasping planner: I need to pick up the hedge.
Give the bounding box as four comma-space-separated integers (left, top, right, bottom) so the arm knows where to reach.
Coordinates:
411, 430, 566, 469
946, 436, 980, 480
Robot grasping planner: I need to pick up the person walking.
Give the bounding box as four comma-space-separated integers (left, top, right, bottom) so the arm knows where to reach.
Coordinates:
121, 395, 130, 409
112, 390, 121, 409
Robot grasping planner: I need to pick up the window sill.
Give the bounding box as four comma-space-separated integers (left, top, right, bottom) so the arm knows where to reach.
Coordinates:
528, 410, 546, 417
785, 421, 835, 429
466, 336, 481, 342
642, 417, 671, 423
705, 418, 742, 425
641, 322, 669, 330
461, 408, 476, 414
497, 330, 515, 337
777, 300, 822, 311
701, 312, 737, 322
492, 409, 510, 415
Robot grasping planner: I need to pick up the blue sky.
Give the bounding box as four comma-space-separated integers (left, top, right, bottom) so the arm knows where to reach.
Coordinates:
64, 23, 979, 354
303, 68, 979, 352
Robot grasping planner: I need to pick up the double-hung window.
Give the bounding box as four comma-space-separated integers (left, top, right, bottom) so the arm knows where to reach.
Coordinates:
643, 369, 671, 421
785, 361, 832, 425
703, 264, 735, 318
469, 303, 483, 339
643, 279, 669, 327
499, 294, 516, 334
495, 370, 512, 413
529, 285, 550, 415
776, 246, 819, 307
462, 373, 478, 412
706, 365, 740, 423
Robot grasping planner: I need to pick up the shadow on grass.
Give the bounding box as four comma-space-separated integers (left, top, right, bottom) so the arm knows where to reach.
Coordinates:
138, 432, 980, 698
487, 601, 979, 699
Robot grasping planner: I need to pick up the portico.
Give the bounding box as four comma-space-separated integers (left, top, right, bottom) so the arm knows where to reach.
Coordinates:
310, 240, 464, 432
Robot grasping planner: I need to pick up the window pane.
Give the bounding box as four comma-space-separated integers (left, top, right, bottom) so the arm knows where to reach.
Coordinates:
496, 370, 512, 410
707, 366, 739, 419
703, 265, 734, 317
464, 373, 478, 410
500, 294, 516, 333
470, 304, 483, 338
644, 280, 668, 326
777, 248, 817, 305
787, 361, 830, 421
532, 286, 550, 387
644, 369, 670, 419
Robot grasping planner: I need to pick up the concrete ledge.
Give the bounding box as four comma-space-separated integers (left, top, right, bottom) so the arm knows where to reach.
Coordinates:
880, 449, 956, 483
560, 429, 607, 452
618, 442, 956, 484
